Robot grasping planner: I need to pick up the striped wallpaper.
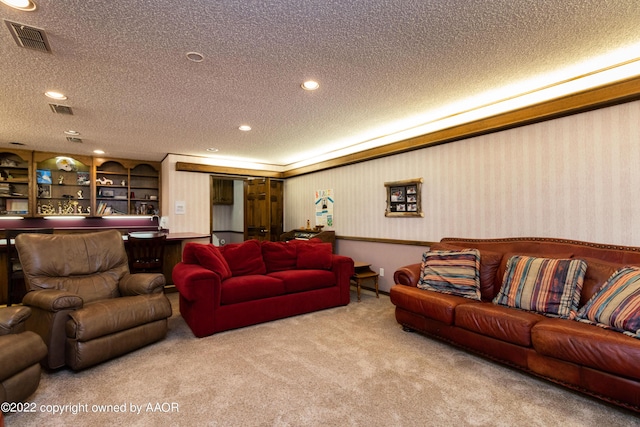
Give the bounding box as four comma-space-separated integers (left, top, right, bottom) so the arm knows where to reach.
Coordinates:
284, 100, 640, 246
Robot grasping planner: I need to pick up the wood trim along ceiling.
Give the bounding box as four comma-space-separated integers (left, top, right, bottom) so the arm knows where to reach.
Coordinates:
175, 162, 284, 178
177, 75, 640, 178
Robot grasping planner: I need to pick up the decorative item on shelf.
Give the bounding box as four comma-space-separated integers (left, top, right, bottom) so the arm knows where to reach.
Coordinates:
97, 176, 113, 185
77, 190, 83, 199
56, 157, 77, 171
77, 172, 90, 186
306, 219, 311, 230
0, 158, 18, 167
121, 180, 126, 186
314, 225, 324, 232
58, 175, 64, 185
37, 184, 51, 198
36, 169, 52, 184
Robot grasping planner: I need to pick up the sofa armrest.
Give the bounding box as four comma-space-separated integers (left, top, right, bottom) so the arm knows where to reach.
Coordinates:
394, 263, 422, 287
331, 255, 355, 305
119, 272, 166, 296
22, 289, 83, 312
0, 306, 31, 335
172, 262, 222, 303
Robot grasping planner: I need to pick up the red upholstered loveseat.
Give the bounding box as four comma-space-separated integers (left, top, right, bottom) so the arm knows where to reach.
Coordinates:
173, 239, 354, 337
391, 237, 640, 413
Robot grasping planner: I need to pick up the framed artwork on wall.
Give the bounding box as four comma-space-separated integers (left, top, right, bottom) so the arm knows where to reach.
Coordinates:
385, 178, 423, 217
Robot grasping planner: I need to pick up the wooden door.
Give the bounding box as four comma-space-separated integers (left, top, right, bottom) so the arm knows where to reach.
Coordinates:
244, 178, 283, 242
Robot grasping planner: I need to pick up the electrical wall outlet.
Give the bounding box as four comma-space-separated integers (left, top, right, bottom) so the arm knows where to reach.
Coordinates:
379, 268, 385, 277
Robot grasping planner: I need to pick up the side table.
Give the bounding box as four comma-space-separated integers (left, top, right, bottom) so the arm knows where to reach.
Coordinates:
351, 261, 379, 302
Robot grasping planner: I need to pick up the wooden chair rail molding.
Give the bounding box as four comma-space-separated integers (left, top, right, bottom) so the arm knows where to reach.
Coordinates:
337, 235, 435, 247
175, 76, 640, 179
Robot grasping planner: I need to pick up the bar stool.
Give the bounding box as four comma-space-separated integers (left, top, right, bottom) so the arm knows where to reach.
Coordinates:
126, 233, 167, 274
5, 228, 53, 306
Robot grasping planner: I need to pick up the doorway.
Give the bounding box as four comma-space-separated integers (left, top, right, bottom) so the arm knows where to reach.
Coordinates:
210, 176, 284, 245
244, 178, 284, 242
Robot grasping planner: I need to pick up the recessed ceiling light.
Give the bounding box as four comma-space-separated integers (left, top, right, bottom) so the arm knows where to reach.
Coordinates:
93, 149, 105, 155
64, 130, 80, 136
238, 125, 252, 131
45, 91, 67, 100
301, 80, 319, 91
206, 147, 219, 153
0, 0, 37, 11
186, 52, 204, 62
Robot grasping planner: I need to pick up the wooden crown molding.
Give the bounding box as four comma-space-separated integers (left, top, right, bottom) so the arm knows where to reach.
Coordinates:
176, 75, 640, 179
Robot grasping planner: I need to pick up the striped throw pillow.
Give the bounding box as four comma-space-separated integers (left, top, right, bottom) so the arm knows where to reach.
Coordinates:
493, 255, 587, 318
417, 249, 481, 300
575, 266, 640, 339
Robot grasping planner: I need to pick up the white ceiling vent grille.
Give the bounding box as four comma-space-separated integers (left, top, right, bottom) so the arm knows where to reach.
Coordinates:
49, 104, 73, 115
4, 20, 51, 53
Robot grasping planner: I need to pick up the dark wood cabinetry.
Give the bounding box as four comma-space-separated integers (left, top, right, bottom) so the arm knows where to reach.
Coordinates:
34, 153, 92, 216
211, 178, 234, 205
95, 159, 160, 215
0, 150, 31, 216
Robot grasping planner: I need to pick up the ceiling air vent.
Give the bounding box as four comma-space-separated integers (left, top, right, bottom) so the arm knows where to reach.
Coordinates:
49, 104, 73, 115
4, 20, 51, 53
66, 137, 82, 143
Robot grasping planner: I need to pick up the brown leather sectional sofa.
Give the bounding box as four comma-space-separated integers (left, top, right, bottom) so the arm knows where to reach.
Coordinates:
391, 237, 640, 413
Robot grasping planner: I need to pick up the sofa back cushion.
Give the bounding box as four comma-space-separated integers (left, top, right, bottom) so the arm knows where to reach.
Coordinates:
295, 242, 333, 270
15, 230, 128, 303
579, 258, 622, 306
183, 243, 232, 280
262, 241, 298, 272
493, 255, 587, 318
219, 240, 267, 276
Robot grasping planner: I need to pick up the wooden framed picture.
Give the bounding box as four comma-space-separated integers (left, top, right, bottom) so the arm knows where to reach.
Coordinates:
384, 178, 423, 217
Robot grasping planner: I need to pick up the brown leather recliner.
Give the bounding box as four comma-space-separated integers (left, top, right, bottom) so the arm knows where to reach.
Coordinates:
16, 230, 172, 371
0, 306, 47, 403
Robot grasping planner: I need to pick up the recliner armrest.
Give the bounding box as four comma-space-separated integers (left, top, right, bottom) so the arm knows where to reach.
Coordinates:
0, 306, 31, 335
119, 272, 166, 296
22, 289, 83, 312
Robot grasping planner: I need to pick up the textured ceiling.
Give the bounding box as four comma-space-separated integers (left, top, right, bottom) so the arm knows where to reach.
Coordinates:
1, 1, 640, 168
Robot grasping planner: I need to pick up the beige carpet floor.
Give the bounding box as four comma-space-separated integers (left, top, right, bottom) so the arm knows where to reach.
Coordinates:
5, 291, 639, 426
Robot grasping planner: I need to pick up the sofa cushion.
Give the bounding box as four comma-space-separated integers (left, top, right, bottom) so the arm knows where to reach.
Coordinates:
182, 243, 232, 280
430, 243, 503, 301
296, 242, 332, 270
268, 270, 336, 293
417, 249, 481, 300
493, 255, 587, 318
262, 241, 297, 272
219, 240, 267, 276
390, 284, 474, 325
220, 275, 286, 305
455, 302, 545, 347
575, 266, 640, 339
532, 318, 640, 381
